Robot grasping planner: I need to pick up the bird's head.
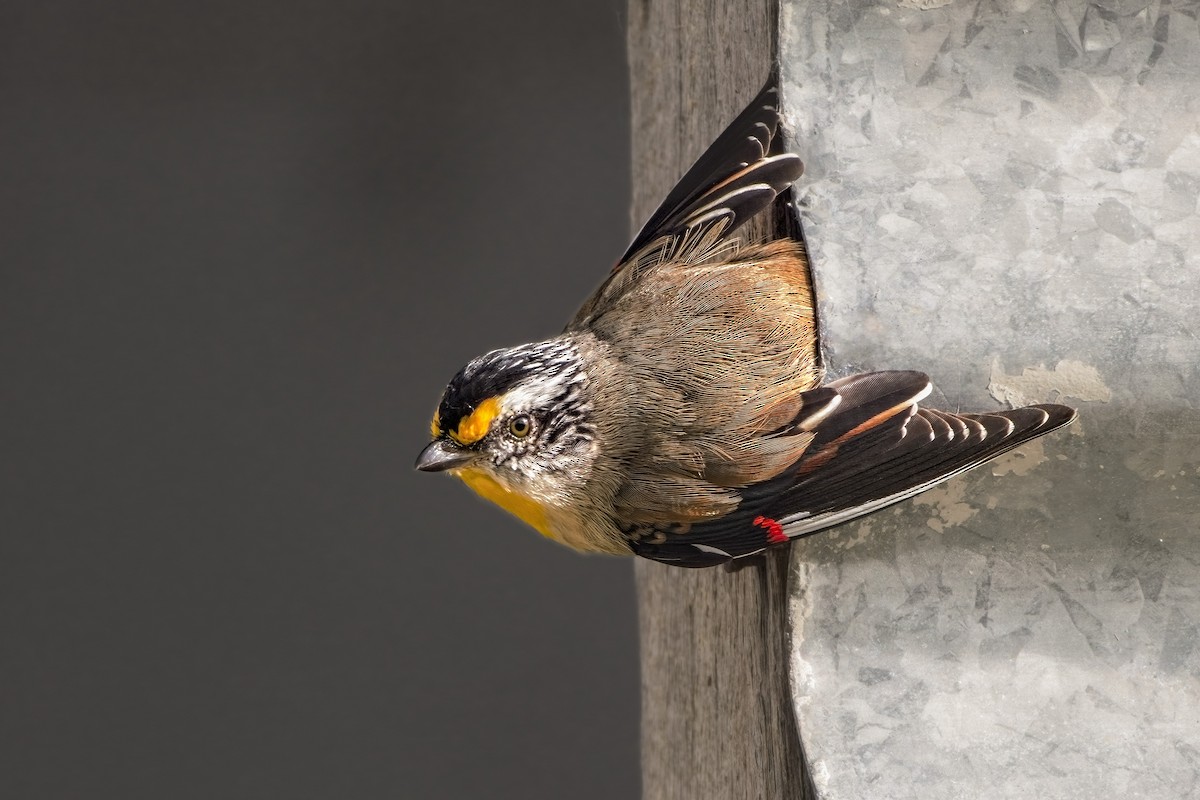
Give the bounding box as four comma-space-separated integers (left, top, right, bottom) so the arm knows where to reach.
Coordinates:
415, 338, 598, 538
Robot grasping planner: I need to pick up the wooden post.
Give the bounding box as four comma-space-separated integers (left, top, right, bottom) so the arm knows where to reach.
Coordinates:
628, 2, 814, 798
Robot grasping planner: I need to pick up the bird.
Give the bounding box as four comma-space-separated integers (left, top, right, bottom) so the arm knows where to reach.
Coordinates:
415, 74, 1077, 568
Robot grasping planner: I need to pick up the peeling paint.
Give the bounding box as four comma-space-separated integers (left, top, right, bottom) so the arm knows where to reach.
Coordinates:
826, 519, 874, 549
913, 478, 978, 532
991, 439, 1048, 477
988, 359, 1113, 408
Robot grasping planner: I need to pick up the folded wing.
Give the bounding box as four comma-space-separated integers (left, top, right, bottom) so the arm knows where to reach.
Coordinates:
629, 371, 1077, 567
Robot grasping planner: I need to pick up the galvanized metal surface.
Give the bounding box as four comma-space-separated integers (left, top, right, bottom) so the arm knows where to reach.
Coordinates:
782, 0, 1200, 796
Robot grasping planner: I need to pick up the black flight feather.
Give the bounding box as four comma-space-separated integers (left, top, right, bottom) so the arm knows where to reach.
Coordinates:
631, 372, 1076, 567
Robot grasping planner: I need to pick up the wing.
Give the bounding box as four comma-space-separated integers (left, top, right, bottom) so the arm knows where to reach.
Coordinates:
627, 371, 1077, 567
570, 73, 804, 330
617, 76, 801, 266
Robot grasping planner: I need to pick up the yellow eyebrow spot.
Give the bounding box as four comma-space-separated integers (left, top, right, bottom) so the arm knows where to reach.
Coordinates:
430, 409, 442, 438
450, 396, 502, 445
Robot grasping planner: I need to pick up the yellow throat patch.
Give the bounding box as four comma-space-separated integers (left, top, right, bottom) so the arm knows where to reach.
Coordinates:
455, 467, 554, 539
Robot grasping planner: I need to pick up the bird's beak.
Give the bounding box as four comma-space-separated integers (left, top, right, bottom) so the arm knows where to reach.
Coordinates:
415, 438, 472, 472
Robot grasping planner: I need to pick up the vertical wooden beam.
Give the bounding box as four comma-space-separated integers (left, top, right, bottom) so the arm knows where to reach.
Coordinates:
628, 2, 813, 798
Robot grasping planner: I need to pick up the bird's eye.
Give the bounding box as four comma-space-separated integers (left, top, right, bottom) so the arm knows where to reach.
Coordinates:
508, 414, 533, 439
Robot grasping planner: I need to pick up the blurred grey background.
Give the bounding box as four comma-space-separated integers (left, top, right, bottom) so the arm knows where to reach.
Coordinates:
0, 2, 637, 798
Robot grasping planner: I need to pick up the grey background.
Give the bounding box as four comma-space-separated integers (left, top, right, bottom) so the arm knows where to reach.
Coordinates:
0, 2, 638, 798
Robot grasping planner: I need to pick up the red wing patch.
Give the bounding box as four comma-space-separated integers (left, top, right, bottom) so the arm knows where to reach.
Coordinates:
753, 515, 787, 544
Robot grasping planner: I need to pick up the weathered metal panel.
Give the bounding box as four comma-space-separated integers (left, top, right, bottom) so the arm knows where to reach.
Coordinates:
783, 0, 1200, 796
